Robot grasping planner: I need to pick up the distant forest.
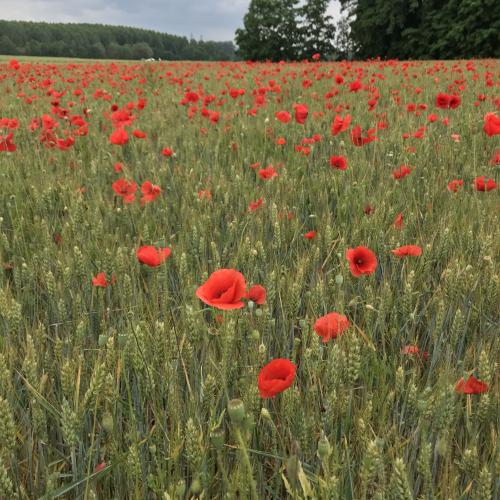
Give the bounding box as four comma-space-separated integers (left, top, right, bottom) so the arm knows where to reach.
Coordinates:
0, 20, 236, 60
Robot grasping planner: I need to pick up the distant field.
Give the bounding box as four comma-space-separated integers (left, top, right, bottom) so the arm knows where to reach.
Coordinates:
0, 57, 498, 499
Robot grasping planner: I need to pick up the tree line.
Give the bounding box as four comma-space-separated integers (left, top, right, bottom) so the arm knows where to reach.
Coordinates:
0, 20, 235, 60
235, 0, 500, 60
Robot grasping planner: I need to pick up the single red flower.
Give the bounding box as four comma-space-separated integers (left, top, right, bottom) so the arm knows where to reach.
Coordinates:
112, 179, 137, 203
258, 358, 296, 398
161, 147, 174, 157
136, 246, 171, 267
92, 272, 116, 287
346, 246, 378, 277
391, 245, 423, 257
293, 103, 308, 125
394, 212, 404, 229
329, 155, 347, 170
196, 269, 247, 310
249, 198, 263, 212
140, 181, 161, 205
331, 114, 351, 136
109, 127, 129, 146
473, 176, 497, 192
447, 179, 464, 192
314, 312, 350, 342
258, 166, 278, 180
392, 165, 412, 180
304, 230, 317, 240
454, 375, 489, 394
133, 129, 147, 139
246, 284, 266, 305
275, 111, 291, 123
350, 125, 377, 146
483, 112, 500, 136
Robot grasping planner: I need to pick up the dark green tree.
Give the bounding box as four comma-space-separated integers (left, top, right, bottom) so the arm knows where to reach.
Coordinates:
235, 0, 302, 61
298, 0, 336, 59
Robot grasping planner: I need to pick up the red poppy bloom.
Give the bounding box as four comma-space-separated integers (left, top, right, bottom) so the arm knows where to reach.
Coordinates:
391, 245, 423, 257
329, 155, 347, 170
258, 358, 296, 398
483, 112, 500, 136
249, 198, 263, 211
0, 133, 16, 152
314, 312, 350, 342
133, 129, 147, 139
447, 179, 463, 192
473, 176, 497, 192
198, 189, 212, 200
275, 111, 291, 123
112, 179, 137, 203
140, 181, 161, 205
92, 272, 116, 287
136, 246, 171, 267
196, 269, 246, 310
346, 246, 378, 277
246, 284, 266, 305
293, 103, 308, 124
454, 375, 488, 394
258, 166, 278, 180
350, 125, 377, 146
303, 230, 317, 240
392, 165, 412, 180
161, 147, 174, 157
394, 212, 404, 229
331, 114, 351, 136
114, 162, 124, 172
109, 127, 129, 145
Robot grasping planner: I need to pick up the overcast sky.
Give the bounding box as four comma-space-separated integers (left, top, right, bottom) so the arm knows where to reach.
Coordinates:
1, 0, 342, 41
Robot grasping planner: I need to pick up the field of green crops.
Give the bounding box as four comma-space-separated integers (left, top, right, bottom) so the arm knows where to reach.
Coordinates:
0, 57, 498, 499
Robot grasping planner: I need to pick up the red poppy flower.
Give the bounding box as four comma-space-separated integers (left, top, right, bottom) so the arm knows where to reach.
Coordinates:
133, 129, 147, 139
331, 114, 351, 136
92, 272, 116, 287
161, 147, 174, 157
447, 179, 463, 192
258, 166, 278, 180
293, 103, 308, 124
392, 165, 412, 180
394, 212, 404, 229
483, 112, 500, 136
391, 245, 423, 257
136, 246, 171, 267
329, 155, 347, 170
198, 189, 212, 200
275, 111, 291, 123
350, 125, 377, 146
346, 246, 378, 277
112, 179, 137, 203
114, 162, 124, 172
364, 204, 375, 215
454, 375, 488, 394
473, 176, 497, 192
314, 312, 350, 342
140, 181, 161, 205
109, 127, 129, 145
249, 198, 263, 212
304, 230, 317, 240
246, 284, 266, 305
258, 358, 296, 398
0, 133, 16, 152
196, 269, 246, 310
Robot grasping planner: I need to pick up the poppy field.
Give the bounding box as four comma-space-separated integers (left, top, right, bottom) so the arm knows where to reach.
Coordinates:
0, 57, 499, 499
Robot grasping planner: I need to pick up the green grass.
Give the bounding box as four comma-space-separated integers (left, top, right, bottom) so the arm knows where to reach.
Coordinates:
0, 57, 498, 499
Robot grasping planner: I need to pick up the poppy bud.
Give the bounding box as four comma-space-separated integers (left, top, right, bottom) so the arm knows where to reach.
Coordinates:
102, 412, 114, 433
228, 399, 246, 425
255, 308, 263, 317
210, 428, 225, 450
335, 274, 344, 286
174, 480, 186, 497
251, 329, 260, 341
247, 300, 255, 310
317, 433, 331, 460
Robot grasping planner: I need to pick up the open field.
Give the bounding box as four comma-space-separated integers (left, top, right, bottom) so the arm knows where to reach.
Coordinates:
0, 57, 498, 499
